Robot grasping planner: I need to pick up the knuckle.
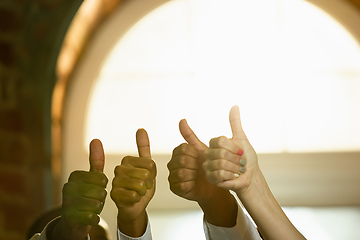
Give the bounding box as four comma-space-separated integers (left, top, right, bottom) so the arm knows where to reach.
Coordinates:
114, 165, 125, 175
209, 138, 216, 146
167, 160, 172, 170
114, 165, 121, 174
87, 212, 100, 226
218, 169, 227, 179
62, 182, 75, 194
167, 175, 171, 184
110, 189, 117, 202
68, 170, 81, 181
148, 160, 156, 171
121, 156, 132, 165
111, 178, 117, 188
177, 182, 187, 193
129, 191, 140, 202
176, 169, 184, 179
99, 173, 108, 186
138, 180, 146, 189
62, 182, 70, 191
202, 161, 210, 172
218, 136, 227, 146
179, 143, 188, 153
142, 171, 150, 180
100, 188, 108, 199
219, 149, 227, 158
178, 155, 187, 167
138, 187, 147, 196
218, 159, 227, 169
93, 200, 102, 212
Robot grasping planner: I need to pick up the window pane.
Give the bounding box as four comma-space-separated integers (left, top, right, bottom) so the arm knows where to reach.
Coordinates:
86, 0, 360, 154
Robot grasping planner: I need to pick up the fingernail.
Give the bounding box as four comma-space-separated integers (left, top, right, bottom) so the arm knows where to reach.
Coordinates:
239, 159, 247, 166
237, 149, 244, 156
239, 166, 246, 173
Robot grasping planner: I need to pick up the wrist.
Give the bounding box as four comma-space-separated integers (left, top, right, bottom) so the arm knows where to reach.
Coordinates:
198, 188, 238, 227
49, 217, 89, 240
237, 168, 269, 202
236, 168, 279, 224
197, 187, 230, 208
117, 210, 147, 237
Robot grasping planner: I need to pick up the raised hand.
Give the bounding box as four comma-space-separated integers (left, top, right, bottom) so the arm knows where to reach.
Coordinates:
203, 105, 260, 193
203, 106, 306, 240
168, 119, 237, 227
56, 139, 108, 240
167, 119, 216, 202
110, 129, 156, 237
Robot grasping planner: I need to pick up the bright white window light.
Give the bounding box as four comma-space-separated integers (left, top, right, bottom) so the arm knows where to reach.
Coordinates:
86, 0, 360, 154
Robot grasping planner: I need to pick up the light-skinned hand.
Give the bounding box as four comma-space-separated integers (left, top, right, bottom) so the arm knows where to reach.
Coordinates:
203, 105, 260, 194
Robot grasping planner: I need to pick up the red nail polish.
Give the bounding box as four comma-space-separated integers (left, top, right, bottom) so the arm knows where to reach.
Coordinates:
237, 149, 243, 156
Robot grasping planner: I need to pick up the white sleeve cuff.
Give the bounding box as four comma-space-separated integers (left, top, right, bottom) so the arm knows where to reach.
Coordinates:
117, 213, 152, 240
203, 203, 261, 240
30, 217, 60, 240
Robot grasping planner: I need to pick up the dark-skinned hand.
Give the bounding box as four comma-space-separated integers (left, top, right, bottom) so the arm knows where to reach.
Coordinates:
110, 129, 157, 237
51, 139, 108, 240
167, 120, 238, 227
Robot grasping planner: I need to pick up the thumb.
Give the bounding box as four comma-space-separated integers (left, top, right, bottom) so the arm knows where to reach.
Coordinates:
179, 119, 207, 151
89, 139, 105, 172
229, 105, 248, 140
136, 128, 151, 159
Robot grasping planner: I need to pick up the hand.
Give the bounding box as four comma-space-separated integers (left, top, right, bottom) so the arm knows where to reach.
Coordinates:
167, 119, 238, 228
203, 106, 306, 240
167, 119, 221, 203
58, 139, 108, 239
110, 129, 156, 237
203, 105, 260, 194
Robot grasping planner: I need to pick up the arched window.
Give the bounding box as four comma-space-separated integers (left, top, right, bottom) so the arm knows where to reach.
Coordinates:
87, 0, 360, 154
61, 0, 360, 239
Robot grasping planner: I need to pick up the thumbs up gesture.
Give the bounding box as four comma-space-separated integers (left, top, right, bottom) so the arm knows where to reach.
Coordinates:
168, 119, 240, 227
57, 139, 108, 240
202, 106, 307, 240
167, 119, 219, 202
203, 105, 260, 194
110, 129, 156, 237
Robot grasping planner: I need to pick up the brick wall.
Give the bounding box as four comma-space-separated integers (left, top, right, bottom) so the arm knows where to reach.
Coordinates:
0, 0, 82, 239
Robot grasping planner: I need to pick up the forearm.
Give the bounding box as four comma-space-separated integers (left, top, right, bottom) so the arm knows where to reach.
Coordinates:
237, 170, 305, 240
